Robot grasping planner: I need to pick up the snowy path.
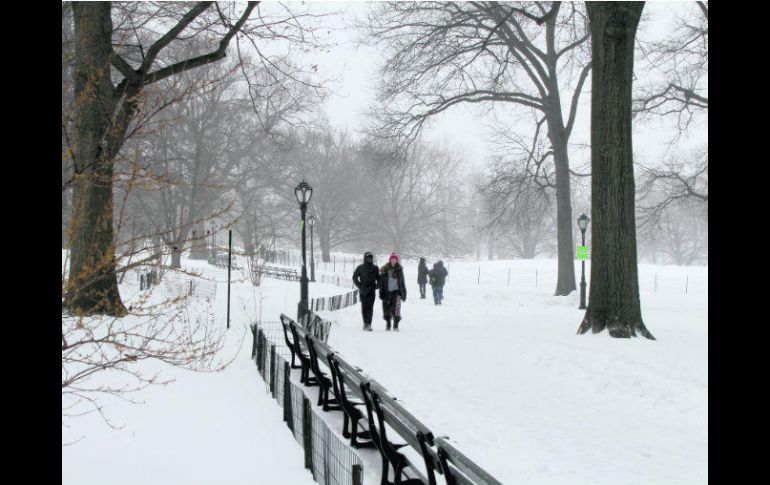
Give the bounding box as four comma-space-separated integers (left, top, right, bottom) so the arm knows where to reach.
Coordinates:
62, 256, 707, 485
313, 259, 708, 485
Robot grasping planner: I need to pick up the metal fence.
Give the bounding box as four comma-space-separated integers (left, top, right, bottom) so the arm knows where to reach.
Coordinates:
252, 322, 364, 485
318, 273, 357, 289
310, 290, 359, 312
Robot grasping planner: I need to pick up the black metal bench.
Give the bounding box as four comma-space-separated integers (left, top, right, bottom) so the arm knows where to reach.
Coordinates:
279, 314, 303, 370
361, 381, 441, 485
298, 310, 332, 342
273, 312, 504, 485
304, 333, 342, 412
288, 320, 317, 386
327, 353, 377, 449
434, 437, 504, 485
258, 265, 299, 281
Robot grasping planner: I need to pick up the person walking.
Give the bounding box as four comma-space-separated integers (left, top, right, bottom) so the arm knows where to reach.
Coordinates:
417, 257, 429, 299
428, 260, 448, 305
379, 252, 407, 331
352, 251, 379, 331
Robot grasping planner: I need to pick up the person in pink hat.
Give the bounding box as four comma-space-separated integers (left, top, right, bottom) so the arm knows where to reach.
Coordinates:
378, 252, 407, 331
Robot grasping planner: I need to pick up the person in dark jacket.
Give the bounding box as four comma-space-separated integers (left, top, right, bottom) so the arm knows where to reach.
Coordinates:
379, 252, 407, 331
428, 260, 448, 305
417, 257, 429, 299
352, 251, 379, 331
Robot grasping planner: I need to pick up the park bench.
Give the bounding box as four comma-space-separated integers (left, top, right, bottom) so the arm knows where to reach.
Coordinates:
283, 312, 343, 413
433, 437, 504, 485
327, 353, 376, 449
304, 333, 342, 412
258, 265, 299, 281
361, 380, 442, 485
288, 320, 317, 386
279, 314, 303, 371
274, 312, 504, 485
298, 310, 332, 342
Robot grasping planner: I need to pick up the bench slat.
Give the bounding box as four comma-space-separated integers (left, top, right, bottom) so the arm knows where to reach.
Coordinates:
434, 437, 504, 485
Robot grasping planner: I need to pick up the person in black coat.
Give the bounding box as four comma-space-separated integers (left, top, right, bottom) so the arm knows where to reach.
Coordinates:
379, 252, 407, 331
352, 251, 379, 331
428, 260, 448, 305
417, 257, 429, 299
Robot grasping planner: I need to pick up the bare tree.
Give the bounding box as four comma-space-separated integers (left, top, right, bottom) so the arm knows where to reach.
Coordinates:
577, 1, 655, 340
637, 145, 708, 223
62, 272, 231, 441
636, 147, 708, 265
365, 1, 592, 295
634, 1, 708, 132
65, 1, 328, 316
63, 4, 76, 249
360, 140, 462, 256
274, 125, 367, 262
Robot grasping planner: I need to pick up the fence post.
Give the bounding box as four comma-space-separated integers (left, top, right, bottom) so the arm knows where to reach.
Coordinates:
284, 362, 292, 429
477, 265, 480, 285
536, 269, 538, 287
251, 324, 257, 359
270, 344, 276, 397
257, 330, 264, 373
685, 274, 689, 294
655, 274, 658, 292
302, 397, 313, 472
507, 268, 511, 286
189, 280, 193, 296
352, 464, 363, 485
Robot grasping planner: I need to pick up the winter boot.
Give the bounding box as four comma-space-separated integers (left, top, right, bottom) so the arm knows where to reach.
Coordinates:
365, 324, 373, 332
385, 317, 391, 331
393, 317, 400, 332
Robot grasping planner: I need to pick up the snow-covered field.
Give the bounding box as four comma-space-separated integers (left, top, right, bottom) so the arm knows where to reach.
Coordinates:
62, 253, 707, 484
318, 256, 707, 485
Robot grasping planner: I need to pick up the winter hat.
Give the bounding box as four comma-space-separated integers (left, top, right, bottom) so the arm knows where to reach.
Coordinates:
389, 252, 399, 262
364, 251, 374, 260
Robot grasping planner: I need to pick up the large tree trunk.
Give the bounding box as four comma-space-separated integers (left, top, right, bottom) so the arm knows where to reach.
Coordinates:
65, 2, 126, 316
547, 118, 577, 296
522, 232, 537, 259
170, 246, 182, 269
577, 2, 654, 340
189, 222, 208, 259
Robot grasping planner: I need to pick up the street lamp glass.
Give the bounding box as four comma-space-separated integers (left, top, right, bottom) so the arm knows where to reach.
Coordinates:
308, 215, 315, 227
294, 180, 313, 205
577, 213, 590, 232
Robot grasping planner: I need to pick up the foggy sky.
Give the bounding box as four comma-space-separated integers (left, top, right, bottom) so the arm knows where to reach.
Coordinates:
300, 1, 707, 172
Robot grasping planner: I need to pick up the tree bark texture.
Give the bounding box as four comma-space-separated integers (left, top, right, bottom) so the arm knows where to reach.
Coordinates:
578, 2, 654, 339
66, 2, 126, 316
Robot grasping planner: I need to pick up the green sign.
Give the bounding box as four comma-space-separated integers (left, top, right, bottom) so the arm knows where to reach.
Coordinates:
576, 245, 588, 260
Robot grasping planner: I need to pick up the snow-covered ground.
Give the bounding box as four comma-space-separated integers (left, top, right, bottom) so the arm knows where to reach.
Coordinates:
62, 253, 707, 484
317, 256, 708, 485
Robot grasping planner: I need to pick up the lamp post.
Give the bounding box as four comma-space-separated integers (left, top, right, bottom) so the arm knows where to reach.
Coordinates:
577, 213, 590, 310
295, 180, 313, 318
308, 214, 316, 283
